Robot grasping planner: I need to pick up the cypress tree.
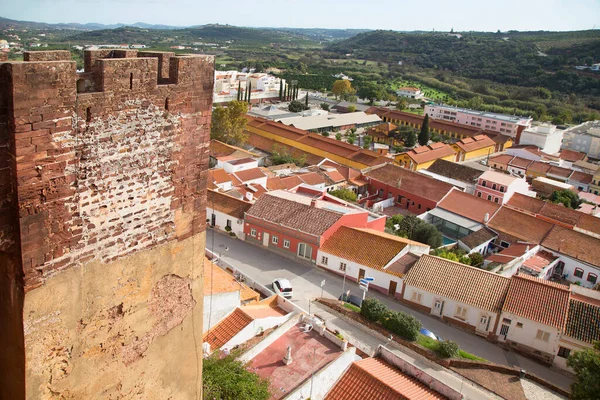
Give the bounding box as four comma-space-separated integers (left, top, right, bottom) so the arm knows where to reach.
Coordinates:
247, 82, 252, 104
279, 80, 283, 100
287, 84, 291, 101
305, 94, 309, 108
418, 114, 430, 146
237, 81, 242, 101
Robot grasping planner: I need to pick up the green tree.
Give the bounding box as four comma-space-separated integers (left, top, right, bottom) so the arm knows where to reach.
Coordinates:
210, 101, 250, 146
330, 188, 357, 202
347, 136, 355, 145
305, 94, 309, 108
550, 190, 581, 209
347, 105, 357, 113
394, 215, 422, 237
396, 98, 408, 110
246, 82, 252, 104
332, 79, 354, 100
321, 102, 330, 111
358, 82, 384, 105
468, 252, 484, 268
335, 132, 342, 140
203, 353, 270, 400
361, 297, 388, 322
418, 114, 430, 146
278, 80, 283, 100
412, 224, 443, 248
403, 131, 417, 148
382, 311, 421, 341
288, 100, 306, 113
363, 135, 373, 150
385, 214, 404, 232
567, 341, 600, 400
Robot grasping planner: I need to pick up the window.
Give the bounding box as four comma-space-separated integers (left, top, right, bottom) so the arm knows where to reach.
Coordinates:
481, 180, 487, 187
487, 195, 492, 201
283, 239, 290, 249
297, 243, 312, 260
535, 329, 550, 342
500, 241, 510, 248
516, 322, 523, 328
499, 186, 505, 193
494, 198, 499, 204
272, 235, 278, 244
321, 256, 328, 265
455, 306, 468, 319
226, 219, 232, 229
411, 291, 422, 303
492, 183, 497, 190
557, 347, 571, 358
339, 262, 347, 272
477, 192, 482, 198
588, 273, 598, 284
250, 228, 257, 237
574, 268, 584, 278
418, 204, 421, 210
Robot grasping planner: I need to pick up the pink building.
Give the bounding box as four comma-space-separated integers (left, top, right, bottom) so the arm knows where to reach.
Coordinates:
475, 170, 535, 205
425, 104, 532, 137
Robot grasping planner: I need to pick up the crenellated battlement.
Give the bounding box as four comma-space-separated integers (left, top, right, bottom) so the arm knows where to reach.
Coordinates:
13, 50, 215, 95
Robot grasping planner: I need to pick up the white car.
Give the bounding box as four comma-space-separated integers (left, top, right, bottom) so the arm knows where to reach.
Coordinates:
272, 278, 293, 299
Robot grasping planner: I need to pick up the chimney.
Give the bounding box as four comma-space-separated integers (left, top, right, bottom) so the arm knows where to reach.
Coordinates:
484, 213, 490, 223
310, 199, 317, 207
283, 345, 293, 365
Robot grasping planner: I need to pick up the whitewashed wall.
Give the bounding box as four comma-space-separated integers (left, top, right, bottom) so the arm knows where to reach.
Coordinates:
497, 311, 560, 355
206, 207, 246, 238
203, 291, 240, 333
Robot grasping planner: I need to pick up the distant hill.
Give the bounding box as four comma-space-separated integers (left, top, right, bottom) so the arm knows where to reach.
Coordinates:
269, 28, 371, 41
0, 16, 185, 31
57, 25, 318, 46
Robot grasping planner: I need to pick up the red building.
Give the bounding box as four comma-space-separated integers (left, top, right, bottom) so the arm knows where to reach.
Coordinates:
363, 163, 455, 214
243, 188, 385, 262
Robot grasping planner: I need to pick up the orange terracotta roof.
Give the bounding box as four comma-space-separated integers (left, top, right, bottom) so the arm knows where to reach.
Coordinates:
488, 154, 514, 166
438, 189, 500, 223
209, 168, 232, 184
280, 175, 305, 190
241, 303, 288, 319
246, 133, 324, 166
266, 177, 287, 190
508, 156, 533, 169
404, 255, 510, 313
569, 171, 593, 184
560, 149, 587, 162
541, 225, 600, 267
404, 143, 456, 164
575, 213, 600, 236
365, 163, 454, 203
454, 134, 496, 153
233, 167, 267, 182
320, 227, 426, 275
521, 251, 557, 273
207, 189, 251, 219
325, 357, 446, 400
526, 161, 552, 175
210, 139, 256, 159
297, 172, 326, 186
502, 274, 570, 330
487, 207, 554, 244
203, 308, 253, 349
324, 169, 346, 183
547, 165, 572, 179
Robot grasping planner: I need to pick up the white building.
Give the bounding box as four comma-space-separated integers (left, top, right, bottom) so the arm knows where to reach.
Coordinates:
396, 87, 423, 99
562, 120, 600, 159
220, 157, 259, 174
206, 189, 251, 238
402, 255, 511, 339
317, 227, 429, 299
424, 104, 532, 137
475, 170, 535, 205
518, 123, 564, 154
213, 70, 285, 104
497, 274, 570, 364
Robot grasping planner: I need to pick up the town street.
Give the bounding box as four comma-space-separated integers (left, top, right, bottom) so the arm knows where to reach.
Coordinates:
206, 229, 574, 390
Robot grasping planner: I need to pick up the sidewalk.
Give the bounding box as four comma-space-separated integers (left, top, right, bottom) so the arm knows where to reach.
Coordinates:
312, 302, 503, 400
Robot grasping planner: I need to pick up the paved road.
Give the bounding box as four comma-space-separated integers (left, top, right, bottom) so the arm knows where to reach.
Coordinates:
206, 229, 574, 390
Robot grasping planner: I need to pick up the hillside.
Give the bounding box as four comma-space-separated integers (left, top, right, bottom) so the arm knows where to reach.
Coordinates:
0, 16, 183, 30
325, 30, 600, 95
58, 25, 318, 47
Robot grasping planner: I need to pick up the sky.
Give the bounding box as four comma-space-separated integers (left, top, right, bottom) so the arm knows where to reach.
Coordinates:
2, 0, 599, 32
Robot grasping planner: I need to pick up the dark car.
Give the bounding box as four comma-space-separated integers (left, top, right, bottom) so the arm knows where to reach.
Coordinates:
339, 293, 363, 308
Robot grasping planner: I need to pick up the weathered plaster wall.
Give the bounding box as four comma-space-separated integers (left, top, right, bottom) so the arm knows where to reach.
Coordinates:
0, 50, 213, 399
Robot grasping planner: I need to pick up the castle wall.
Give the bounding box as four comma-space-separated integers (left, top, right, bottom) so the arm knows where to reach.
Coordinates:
0, 50, 213, 399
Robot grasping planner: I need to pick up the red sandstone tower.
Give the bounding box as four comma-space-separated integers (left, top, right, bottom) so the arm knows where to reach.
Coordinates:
0, 50, 213, 399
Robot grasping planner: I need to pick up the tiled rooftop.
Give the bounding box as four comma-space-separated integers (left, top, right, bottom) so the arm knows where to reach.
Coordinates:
454, 134, 496, 152
203, 308, 254, 350
404, 255, 510, 313
426, 159, 483, 183
565, 298, 600, 344
325, 357, 446, 400
559, 149, 587, 162
249, 323, 342, 400
207, 189, 251, 219
508, 156, 533, 169
459, 227, 497, 248
209, 168, 232, 184
479, 170, 518, 186
365, 163, 454, 203
245, 192, 345, 237
320, 227, 426, 274
404, 143, 456, 164
386, 252, 421, 276
234, 167, 267, 182
488, 154, 515, 166
487, 207, 554, 244
502, 274, 570, 330
541, 225, 600, 268
438, 189, 501, 223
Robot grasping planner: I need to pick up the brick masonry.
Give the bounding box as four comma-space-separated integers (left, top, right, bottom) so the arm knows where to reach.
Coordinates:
0, 50, 214, 399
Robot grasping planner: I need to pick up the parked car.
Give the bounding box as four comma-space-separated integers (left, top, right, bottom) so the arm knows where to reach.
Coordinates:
272, 278, 293, 299
420, 328, 442, 341
339, 292, 363, 308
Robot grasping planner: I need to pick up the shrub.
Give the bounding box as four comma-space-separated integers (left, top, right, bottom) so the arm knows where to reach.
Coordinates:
382, 311, 421, 341
224, 225, 232, 232
360, 297, 388, 322
437, 340, 460, 358
229, 232, 236, 237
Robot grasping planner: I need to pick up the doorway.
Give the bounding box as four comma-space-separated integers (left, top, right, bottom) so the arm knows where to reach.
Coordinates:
358, 269, 365, 282
262, 232, 270, 247
433, 299, 444, 317
499, 324, 510, 340
388, 281, 397, 296
478, 315, 491, 332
